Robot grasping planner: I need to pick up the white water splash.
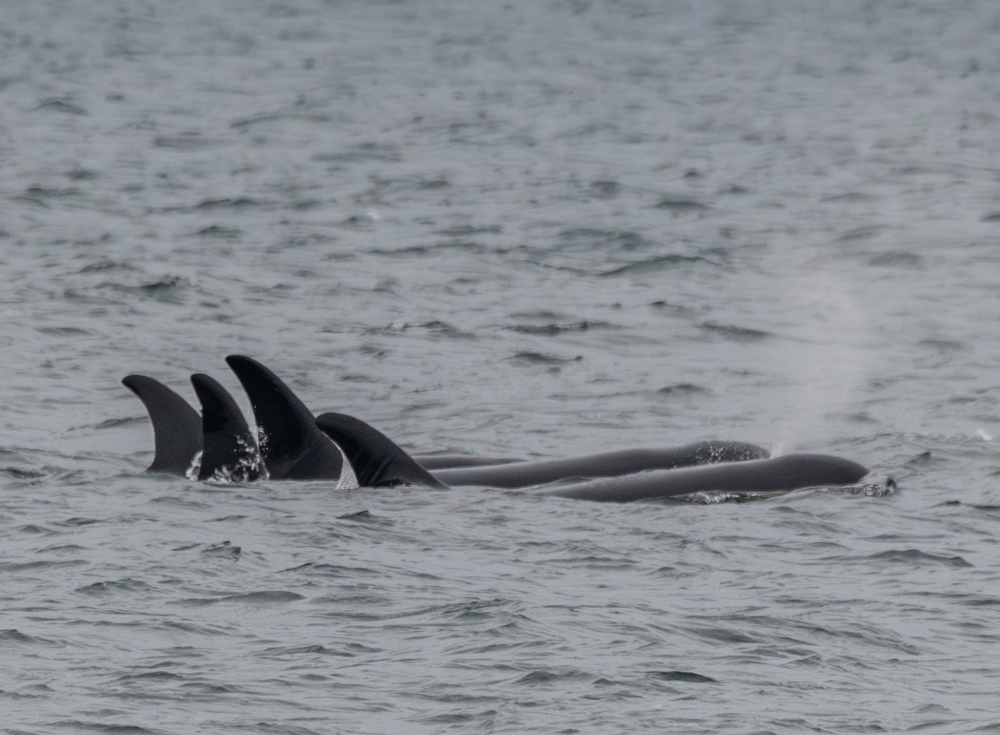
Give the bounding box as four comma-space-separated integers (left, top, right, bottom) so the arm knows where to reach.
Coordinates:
185, 450, 203, 481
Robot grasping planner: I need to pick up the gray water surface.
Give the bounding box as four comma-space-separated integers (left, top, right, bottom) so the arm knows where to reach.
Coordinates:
3, 1, 1000, 732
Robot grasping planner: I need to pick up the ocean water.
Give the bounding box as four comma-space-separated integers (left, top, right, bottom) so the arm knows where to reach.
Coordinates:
3, 0, 1000, 732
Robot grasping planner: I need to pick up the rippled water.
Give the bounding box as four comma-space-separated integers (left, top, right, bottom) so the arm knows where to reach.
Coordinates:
4, 1, 1000, 732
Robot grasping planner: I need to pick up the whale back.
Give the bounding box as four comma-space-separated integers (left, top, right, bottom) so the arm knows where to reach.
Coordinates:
546, 453, 869, 502
413, 455, 525, 470
191, 373, 262, 482
315, 412, 447, 489
225, 355, 344, 481
432, 441, 770, 489
122, 375, 203, 475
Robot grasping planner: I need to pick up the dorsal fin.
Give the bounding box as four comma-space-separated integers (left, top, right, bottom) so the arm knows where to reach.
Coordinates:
190, 374, 262, 482
315, 413, 446, 488
121, 375, 202, 475
224, 355, 343, 480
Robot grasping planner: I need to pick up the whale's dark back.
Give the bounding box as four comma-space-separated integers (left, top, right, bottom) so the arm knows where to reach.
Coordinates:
546, 454, 869, 502
432, 441, 769, 489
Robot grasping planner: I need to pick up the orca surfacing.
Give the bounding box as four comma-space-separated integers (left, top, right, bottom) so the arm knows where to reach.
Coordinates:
123, 357, 869, 503
314, 412, 868, 501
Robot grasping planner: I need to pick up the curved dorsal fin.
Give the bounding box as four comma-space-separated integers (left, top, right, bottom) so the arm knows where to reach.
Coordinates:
224, 355, 343, 480
122, 375, 202, 475
315, 413, 447, 488
190, 374, 262, 482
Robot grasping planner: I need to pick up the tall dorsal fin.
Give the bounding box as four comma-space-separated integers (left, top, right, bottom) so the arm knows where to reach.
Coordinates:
190, 374, 262, 482
121, 375, 202, 475
315, 413, 446, 488
224, 355, 344, 480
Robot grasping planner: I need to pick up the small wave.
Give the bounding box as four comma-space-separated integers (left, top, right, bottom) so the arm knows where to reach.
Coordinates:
35, 98, 87, 115
699, 321, 771, 342
0, 629, 61, 646
192, 225, 242, 239
657, 383, 709, 395
154, 135, 227, 150
76, 579, 151, 595
258, 644, 351, 657
557, 228, 653, 251
200, 541, 241, 559
34, 326, 90, 337
600, 254, 711, 276
869, 250, 923, 268
865, 549, 971, 567
48, 722, 157, 734
646, 670, 717, 683
510, 352, 582, 365
513, 669, 591, 685
506, 320, 613, 336
192, 197, 258, 210
820, 192, 874, 203
654, 195, 709, 211
115, 671, 183, 683
99, 276, 188, 303
4, 467, 46, 479
93, 416, 146, 430
311, 143, 402, 163
435, 224, 502, 236
280, 562, 380, 577
173, 590, 305, 607
223, 591, 305, 604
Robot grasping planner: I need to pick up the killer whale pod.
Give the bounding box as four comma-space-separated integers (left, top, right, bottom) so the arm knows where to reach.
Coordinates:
125, 358, 870, 501
216, 359, 771, 490
222, 355, 532, 480
314, 412, 868, 501
314, 412, 771, 490
123, 369, 521, 478
123, 358, 354, 483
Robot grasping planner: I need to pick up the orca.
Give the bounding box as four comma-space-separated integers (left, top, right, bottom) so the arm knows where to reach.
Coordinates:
123, 370, 512, 479
313, 412, 867, 501
123, 358, 866, 502
122, 375, 202, 475
314, 412, 447, 488
316, 412, 771, 490
224, 355, 352, 483
190, 373, 263, 482
542, 454, 869, 502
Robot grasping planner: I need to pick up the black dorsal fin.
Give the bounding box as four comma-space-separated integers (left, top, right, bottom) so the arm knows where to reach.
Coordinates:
122, 374, 202, 475
315, 413, 446, 488
224, 355, 343, 480
190, 374, 262, 482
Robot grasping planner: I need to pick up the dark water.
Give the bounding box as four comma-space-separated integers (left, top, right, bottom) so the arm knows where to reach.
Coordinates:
3, 1, 1000, 732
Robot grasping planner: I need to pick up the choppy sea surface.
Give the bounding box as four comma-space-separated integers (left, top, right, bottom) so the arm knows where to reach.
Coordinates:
3, 1, 1000, 732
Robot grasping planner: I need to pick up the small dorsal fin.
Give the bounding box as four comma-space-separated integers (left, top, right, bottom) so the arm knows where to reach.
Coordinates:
315, 413, 446, 488
190, 374, 262, 482
122, 375, 202, 475
224, 355, 343, 480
